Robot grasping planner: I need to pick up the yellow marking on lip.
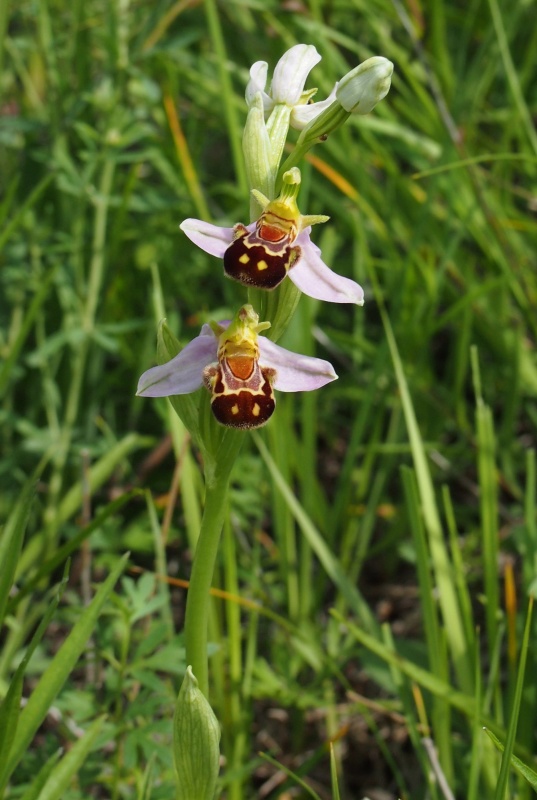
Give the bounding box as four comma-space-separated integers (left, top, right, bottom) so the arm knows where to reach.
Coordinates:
252, 403, 261, 417
257, 260, 269, 271
231, 404, 239, 415
239, 253, 250, 264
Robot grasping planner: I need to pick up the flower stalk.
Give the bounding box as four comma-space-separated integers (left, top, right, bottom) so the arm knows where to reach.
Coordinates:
183, 467, 231, 698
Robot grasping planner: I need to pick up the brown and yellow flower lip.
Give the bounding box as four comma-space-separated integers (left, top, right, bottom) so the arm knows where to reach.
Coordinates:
136, 304, 337, 428
180, 167, 363, 303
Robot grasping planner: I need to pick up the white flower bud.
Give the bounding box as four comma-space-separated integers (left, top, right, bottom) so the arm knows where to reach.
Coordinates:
336, 56, 393, 114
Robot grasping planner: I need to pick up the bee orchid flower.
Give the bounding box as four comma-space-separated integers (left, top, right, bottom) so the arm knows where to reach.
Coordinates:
180, 169, 364, 305
137, 305, 337, 430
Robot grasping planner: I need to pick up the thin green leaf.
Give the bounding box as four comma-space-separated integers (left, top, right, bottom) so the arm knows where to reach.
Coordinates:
35, 715, 107, 800
329, 607, 534, 763
484, 728, 537, 791
329, 744, 341, 800
0, 483, 33, 629
253, 433, 376, 632
11, 490, 140, 610
17, 750, 62, 800
0, 565, 70, 788
370, 267, 473, 694
493, 597, 534, 800
2, 554, 128, 781
0, 265, 58, 397
258, 752, 322, 800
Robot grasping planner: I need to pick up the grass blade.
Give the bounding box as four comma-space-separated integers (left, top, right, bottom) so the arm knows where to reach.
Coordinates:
484, 728, 537, 791
253, 432, 376, 632
2, 554, 128, 781
0, 565, 69, 790
36, 715, 107, 800
492, 597, 534, 800
369, 264, 473, 693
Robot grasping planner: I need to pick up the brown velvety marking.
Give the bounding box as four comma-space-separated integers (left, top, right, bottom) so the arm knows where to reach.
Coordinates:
205, 362, 277, 429
211, 390, 275, 429
224, 234, 299, 290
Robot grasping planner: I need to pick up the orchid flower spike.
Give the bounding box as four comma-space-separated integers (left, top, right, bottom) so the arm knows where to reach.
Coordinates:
246, 44, 393, 134
137, 305, 338, 430
180, 168, 364, 305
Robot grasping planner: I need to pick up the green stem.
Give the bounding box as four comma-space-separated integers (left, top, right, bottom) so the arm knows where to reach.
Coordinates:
44, 156, 115, 540
276, 104, 350, 191
203, 0, 248, 197
184, 468, 231, 698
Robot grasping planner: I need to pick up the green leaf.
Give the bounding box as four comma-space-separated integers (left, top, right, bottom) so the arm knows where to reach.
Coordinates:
157, 319, 200, 440
258, 752, 323, 800
253, 433, 376, 632
0, 265, 58, 397
34, 715, 107, 800
0, 481, 33, 629
0, 566, 69, 788
1, 554, 128, 783
329, 744, 341, 800
484, 728, 537, 791
17, 750, 62, 800
492, 596, 534, 800
0, 453, 49, 625
10, 491, 140, 611
16, 437, 148, 578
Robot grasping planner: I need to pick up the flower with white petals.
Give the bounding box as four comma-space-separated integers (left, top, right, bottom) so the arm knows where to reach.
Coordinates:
180, 169, 364, 305
246, 44, 319, 110
137, 305, 337, 429
246, 44, 334, 131
246, 44, 393, 132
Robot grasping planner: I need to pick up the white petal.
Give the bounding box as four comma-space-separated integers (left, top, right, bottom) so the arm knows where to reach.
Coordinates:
137, 326, 217, 397
180, 218, 237, 258
271, 44, 321, 106
245, 61, 274, 113
258, 337, 337, 392
290, 231, 365, 304
290, 86, 338, 130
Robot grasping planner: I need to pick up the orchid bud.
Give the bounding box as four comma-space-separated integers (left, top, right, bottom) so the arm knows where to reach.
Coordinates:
173, 666, 220, 800
336, 56, 393, 114
243, 92, 274, 208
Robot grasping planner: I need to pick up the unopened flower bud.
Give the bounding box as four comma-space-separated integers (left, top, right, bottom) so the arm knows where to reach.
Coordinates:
173, 666, 220, 800
336, 57, 393, 114
243, 92, 275, 207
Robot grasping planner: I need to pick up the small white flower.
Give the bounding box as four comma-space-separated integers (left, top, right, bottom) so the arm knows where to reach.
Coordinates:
246, 44, 327, 131
246, 46, 393, 132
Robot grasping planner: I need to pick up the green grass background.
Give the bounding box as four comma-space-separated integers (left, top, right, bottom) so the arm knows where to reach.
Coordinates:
1, 0, 537, 798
